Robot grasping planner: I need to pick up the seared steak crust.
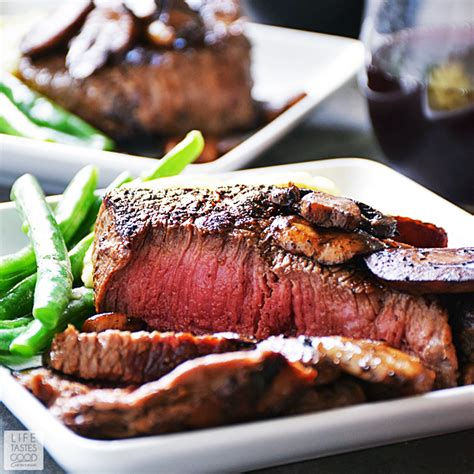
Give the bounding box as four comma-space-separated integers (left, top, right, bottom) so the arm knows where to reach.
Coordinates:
47, 326, 254, 384
19, 351, 316, 439
18, 34, 254, 139
93, 185, 458, 387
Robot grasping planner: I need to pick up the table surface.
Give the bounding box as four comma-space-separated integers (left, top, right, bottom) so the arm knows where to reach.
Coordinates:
1, 79, 473, 473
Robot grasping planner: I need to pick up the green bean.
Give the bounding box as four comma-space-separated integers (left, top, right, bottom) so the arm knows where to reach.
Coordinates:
0, 94, 86, 145
11, 174, 73, 329
70, 233, 94, 283
0, 317, 32, 329
0, 353, 42, 371
0, 327, 25, 351
70, 171, 134, 245
53, 165, 99, 242
0, 73, 114, 150
0, 233, 93, 322
0, 274, 36, 321
0, 165, 98, 294
140, 130, 204, 182
9, 287, 95, 357
0, 246, 36, 295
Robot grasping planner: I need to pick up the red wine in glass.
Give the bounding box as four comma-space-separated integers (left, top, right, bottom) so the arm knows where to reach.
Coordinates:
364, 26, 474, 207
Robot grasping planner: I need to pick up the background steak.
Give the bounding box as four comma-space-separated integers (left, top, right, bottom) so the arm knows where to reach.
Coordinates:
18, 33, 254, 139
93, 185, 458, 387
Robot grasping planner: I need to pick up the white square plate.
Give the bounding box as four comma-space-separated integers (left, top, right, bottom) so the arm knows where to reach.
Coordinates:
1, 158, 473, 473
0, 22, 364, 187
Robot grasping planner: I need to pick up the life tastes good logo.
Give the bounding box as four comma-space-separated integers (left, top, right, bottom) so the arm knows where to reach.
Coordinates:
3, 431, 44, 471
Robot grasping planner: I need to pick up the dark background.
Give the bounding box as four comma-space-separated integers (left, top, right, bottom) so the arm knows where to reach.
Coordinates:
242, 0, 365, 38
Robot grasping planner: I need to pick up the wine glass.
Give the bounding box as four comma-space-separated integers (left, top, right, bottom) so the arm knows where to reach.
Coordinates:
359, 0, 474, 208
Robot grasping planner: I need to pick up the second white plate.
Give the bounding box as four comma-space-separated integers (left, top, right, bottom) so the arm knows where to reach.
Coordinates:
0, 23, 364, 187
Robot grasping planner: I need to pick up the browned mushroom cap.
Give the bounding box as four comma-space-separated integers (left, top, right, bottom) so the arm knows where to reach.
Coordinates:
20, 0, 93, 56
81, 313, 148, 333
266, 215, 385, 265
298, 192, 363, 231
365, 247, 474, 294
66, 6, 137, 79
356, 201, 397, 238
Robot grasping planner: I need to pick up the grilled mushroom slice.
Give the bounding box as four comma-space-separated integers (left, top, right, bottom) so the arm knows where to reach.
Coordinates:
20, 0, 93, 56
266, 215, 385, 265
365, 247, 474, 294
66, 6, 137, 79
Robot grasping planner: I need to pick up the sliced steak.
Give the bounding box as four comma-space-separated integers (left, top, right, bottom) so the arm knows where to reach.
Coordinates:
93, 185, 458, 387
258, 336, 435, 395
18, 351, 316, 439
286, 378, 366, 415
47, 326, 254, 384
47, 324, 432, 394
446, 293, 474, 364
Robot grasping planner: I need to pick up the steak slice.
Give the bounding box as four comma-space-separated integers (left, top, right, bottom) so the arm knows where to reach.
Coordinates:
46, 325, 432, 394
93, 185, 458, 387
286, 378, 366, 415
18, 351, 316, 439
258, 336, 435, 395
47, 325, 254, 384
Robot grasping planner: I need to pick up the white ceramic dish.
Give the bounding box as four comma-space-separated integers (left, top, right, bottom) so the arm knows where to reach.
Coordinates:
0, 23, 364, 187
1, 158, 473, 472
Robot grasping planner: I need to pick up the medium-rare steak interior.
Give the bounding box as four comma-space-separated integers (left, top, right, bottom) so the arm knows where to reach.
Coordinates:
93, 184, 458, 387
18, 0, 256, 139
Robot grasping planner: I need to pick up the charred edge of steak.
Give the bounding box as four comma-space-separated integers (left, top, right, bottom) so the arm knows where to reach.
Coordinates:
18, 351, 316, 439
101, 184, 391, 258
46, 326, 256, 384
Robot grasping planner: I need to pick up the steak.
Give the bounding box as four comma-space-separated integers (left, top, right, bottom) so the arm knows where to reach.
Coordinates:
18, 351, 316, 439
47, 326, 434, 395
93, 185, 458, 387
47, 326, 254, 384
18, 1, 255, 139
258, 336, 435, 395
286, 378, 366, 415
